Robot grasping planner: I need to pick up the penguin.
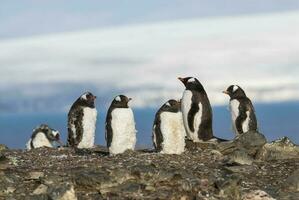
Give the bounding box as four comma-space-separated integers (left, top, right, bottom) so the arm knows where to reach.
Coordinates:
178, 77, 214, 142
105, 95, 137, 155
26, 124, 62, 150
223, 85, 258, 136
152, 99, 186, 154
67, 92, 97, 149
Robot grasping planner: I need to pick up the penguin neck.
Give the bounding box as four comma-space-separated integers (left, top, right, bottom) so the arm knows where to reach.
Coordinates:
185, 81, 206, 94
159, 107, 180, 113
72, 101, 95, 110
110, 104, 129, 109
230, 95, 247, 101
186, 87, 207, 95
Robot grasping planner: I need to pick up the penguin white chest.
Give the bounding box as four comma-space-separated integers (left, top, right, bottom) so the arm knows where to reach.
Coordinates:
26, 132, 53, 150
181, 90, 193, 133
181, 90, 202, 141
160, 112, 186, 154
230, 99, 240, 134
78, 107, 97, 149
110, 108, 137, 154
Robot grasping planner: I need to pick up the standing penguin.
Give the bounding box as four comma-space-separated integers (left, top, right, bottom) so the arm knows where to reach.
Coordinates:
26, 124, 62, 150
67, 92, 97, 148
105, 95, 137, 155
152, 99, 186, 154
223, 85, 258, 135
178, 77, 214, 142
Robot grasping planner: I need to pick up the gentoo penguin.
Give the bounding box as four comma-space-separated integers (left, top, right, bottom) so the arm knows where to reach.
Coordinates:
105, 95, 137, 155
152, 99, 186, 154
178, 77, 214, 142
67, 92, 97, 148
223, 85, 258, 136
26, 124, 62, 150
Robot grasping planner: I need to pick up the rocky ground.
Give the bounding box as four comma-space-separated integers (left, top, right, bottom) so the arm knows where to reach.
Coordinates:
0, 132, 299, 200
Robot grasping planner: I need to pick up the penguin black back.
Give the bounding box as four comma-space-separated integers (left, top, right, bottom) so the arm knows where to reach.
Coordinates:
67, 92, 97, 148
179, 77, 213, 141
105, 95, 132, 149
223, 85, 258, 135
153, 100, 181, 151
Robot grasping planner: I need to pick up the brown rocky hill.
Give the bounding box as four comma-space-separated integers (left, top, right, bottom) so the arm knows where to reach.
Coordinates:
0, 132, 298, 200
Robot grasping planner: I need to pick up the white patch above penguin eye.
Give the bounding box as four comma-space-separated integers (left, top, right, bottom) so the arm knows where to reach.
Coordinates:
115, 96, 121, 102
165, 102, 171, 107
81, 94, 87, 100
52, 130, 59, 137
233, 85, 239, 93
187, 78, 195, 83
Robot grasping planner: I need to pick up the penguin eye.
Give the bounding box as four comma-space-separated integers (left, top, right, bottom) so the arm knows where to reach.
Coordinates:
165, 102, 171, 107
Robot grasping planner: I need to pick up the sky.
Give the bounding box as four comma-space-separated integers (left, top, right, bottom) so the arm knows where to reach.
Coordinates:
0, 1, 299, 112
1, 0, 299, 38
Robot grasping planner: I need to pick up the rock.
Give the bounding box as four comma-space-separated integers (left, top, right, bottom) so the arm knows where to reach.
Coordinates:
74, 170, 115, 192
0, 153, 10, 170
1, 186, 16, 195
278, 192, 299, 200
242, 190, 276, 200
226, 150, 254, 165
48, 183, 77, 200
24, 194, 50, 200
27, 172, 45, 180
8, 156, 19, 166
0, 143, 298, 199
256, 137, 299, 161
185, 139, 217, 151
218, 131, 267, 157
33, 184, 48, 195
215, 170, 242, 200
282, 169, 299, 192
0, 144, 7, 152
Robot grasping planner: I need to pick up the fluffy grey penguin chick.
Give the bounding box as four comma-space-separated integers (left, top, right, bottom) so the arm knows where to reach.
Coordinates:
153, 99, 186, 154
26, 124, 62, 150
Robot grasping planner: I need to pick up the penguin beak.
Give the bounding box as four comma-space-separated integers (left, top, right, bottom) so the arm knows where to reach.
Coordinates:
178, 77, 184, 82
222, 91, 229, 95
128, 98, 132, 102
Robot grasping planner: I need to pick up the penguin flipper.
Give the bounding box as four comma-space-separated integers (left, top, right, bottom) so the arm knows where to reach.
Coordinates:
67, 108, 84, 147
187, 102, 199, 132
235, 103, 248, 134
153, 116, 163, 152
247, 101, 258, 132
105, 110, 113, 148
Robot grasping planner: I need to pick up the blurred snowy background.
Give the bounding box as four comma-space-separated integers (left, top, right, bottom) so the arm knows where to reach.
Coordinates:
0, 0, 298, 148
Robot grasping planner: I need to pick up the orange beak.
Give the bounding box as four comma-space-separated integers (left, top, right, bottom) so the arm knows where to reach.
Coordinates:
222, 91, 229, 95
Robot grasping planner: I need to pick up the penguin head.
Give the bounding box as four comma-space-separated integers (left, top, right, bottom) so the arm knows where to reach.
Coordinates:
111, 95, 132, 108
223, 85, 247, 99
77, 92, 97, 108
33, 124, 62, 144
178, 77, 205, 91
160, 99, 181, 113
